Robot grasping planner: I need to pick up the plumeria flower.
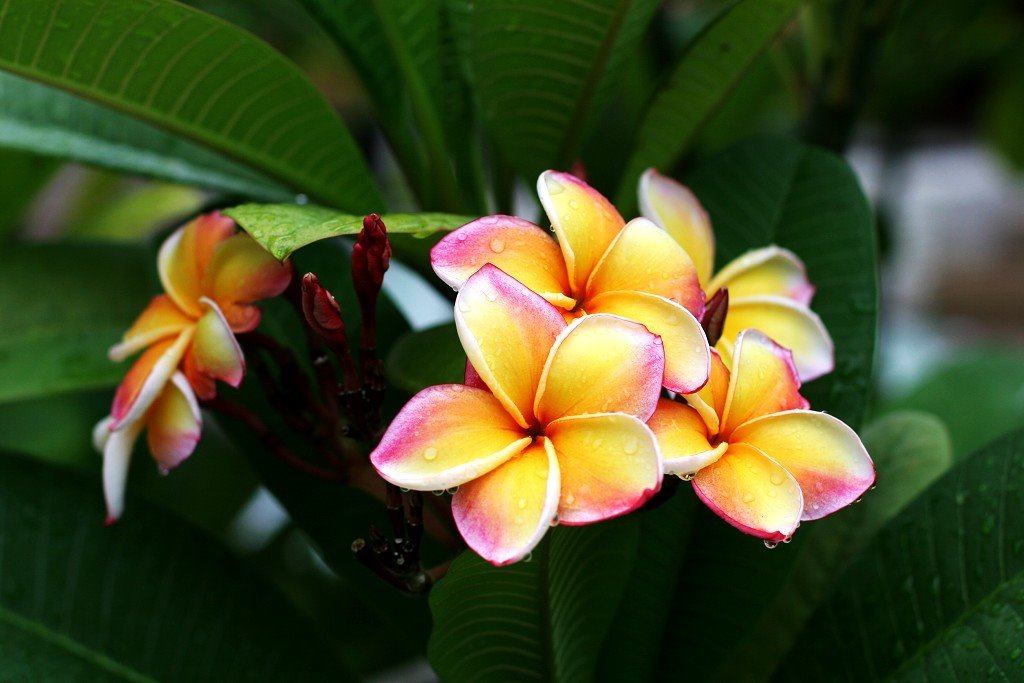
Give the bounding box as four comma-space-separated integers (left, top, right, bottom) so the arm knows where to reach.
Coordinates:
647, 329, 874, 542
431, 171, 711, 394
639, 169, 834, 381
371, 265, 665, 565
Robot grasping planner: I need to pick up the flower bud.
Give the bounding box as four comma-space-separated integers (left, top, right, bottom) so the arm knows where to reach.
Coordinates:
352, 213, 392, 316
301, 272, 348, 346
702, 287, 728, 347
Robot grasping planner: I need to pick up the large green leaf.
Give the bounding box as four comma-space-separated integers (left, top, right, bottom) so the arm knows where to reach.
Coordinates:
429, 519, 640, 682
467, 0, 661, 181
775, 426, 1024, 681
0, 147, 58, 237
614, 0, 804, 211
686, 136, 878, 428
0, 452, 348, 680
225, 203, 473, 259
0, 243, 152, 403
0, 72, 291, 200
0, 0, 380, 209
385, 323, 464, 395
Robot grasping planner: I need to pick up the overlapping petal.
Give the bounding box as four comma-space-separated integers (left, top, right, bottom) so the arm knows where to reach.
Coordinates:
99, 417, 145, 524
720, 330, 808, 437
455, 265, 566, 428
683, 350, 730, 434
371, 384, 531, 491
546, 413, 661, 524
189, 298, 245, 395
721, 296, 834, 381
647, 398, 727, 476
452, 439, 560, 566
730, 411, 875, 520
109, 330, 193, 429
158, 213, 235, 317
145, 372, 202, 472
535, 314, 664, 423
108, 295, 193, 362
639, 168, 715, 285
201, 234, 293, 332
706, 246, 814, 305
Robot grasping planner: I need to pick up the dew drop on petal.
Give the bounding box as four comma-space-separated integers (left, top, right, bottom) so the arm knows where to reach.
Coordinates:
458, 300, 471, 312
782, 535, 793, 544
489, 238, 506, 253
549, 515, 560, 527
624, 437, 639, 455
457, 232, 468, 241
767, 489, 777, 498
565, 493, 576, 506
770, 471, 784, 486
446, 486, 459, 495
764, 540, 778, 550
742, 492, 755, 503
484, 289, 498, 302
480, 215, 499, 225
517, 498, 527, 509
523, 552, 534, 562
157, 466, 170, 477
680, 473, 695, 481
423, 447, 438, 461
547, 178, 565, 195
569, 199, 580, 210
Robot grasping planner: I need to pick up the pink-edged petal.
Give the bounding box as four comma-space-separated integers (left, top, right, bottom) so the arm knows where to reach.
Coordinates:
586, 217, 704, 317
535, 314, 664, 423
201, 234, 293, 333
109, 329, 194, 430
431, 216, 574, 309
721, 296, 835, 381
720, 330, 808, 438
452, 438, 560, 566
730, 410, 875, 521
537, 171, 624, 297
101, 417, 144, 524
455, 265, 566, 428
647, 398, 727, 476
692, 442, 803, 541
707, 246, 814, 305
158, 213, 236, 317
586, 290, 710, 394
188, 298, 245, 394
370, 384, 531, 491
546, 413, 661, 525
638, 169, 715, 285
464, 360, 487, 389
108, 294, 194, 362
146, 372, 202, 472
682, 349, 730, 435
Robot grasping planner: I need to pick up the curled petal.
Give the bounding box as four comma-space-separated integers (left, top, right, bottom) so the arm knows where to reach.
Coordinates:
109, 295, 193, 362
110, 330, 193, 430
455, 265, 566, 428
683, 350, 730, 435
146, 372, 202, 472
546, 413, 661, 525
102, 417, 145, 524
452, 438, 560, 566
707, 246, 814, 305
189, 298, 245, 395
586, 291, 710, 394
638, 169, 715, 285
431, 216, 574, 309
720, 330, 808, 438
692, 443, 803, 541
538, 171, 624, 297
201, 234, 293, 332
370, 384, 530, 491
464, 360, 487, 390
730, 410, 875, 520
721, 296, 834, 381
158, 213, 236, 317
586, 217, 704, 317
647, 399, 727, 476
535, 314, 664, 423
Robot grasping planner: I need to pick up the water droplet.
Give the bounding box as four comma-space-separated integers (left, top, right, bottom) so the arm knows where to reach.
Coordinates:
395, 556, 406, 566
565, 493, 576, 506
770, 471, 784, 486
680, 473, 695, 481
157, 466, 170, 477
569, 199, 580, 210
480, 215, 499, 225
489, 238, 506, 253
549, 515, 560, 527
742, 492, 755, 503
782, 535, 793, 544
484, 289, 498, 302
523, 552, 534, 562
423, 447, 438, 461
446, 486, 459, 495
400, 487, 411, 493
517, 498, 527, 509
624, 437, 639, 454
767, 489, 777, 498
432, 490, 445, 496
457, 232, 468, 241
458, 299, 471, 312
764, 540, 778, 549
546, 177, 565, 194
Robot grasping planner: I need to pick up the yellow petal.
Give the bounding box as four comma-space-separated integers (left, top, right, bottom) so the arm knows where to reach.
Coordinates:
535, 314, 664, 424
537, 171, 624, 298
145, 372, 202, 472
109, 329, 194, 430
720, 330, 808, 438
189, 298, 245, 396
706, 246, 814, 305
721, 296, 834, 381
647, 398, 727, 476
638, 168, 715, 285
158, 213, 236, 317
108, 294, 194, 362
201, 234, 293, 332
682, 349, 730, 435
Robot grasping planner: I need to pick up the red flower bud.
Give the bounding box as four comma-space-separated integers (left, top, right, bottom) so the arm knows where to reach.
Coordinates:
701, 287, 729, 347
352, 213, 392, 313
301, 273, 347, 346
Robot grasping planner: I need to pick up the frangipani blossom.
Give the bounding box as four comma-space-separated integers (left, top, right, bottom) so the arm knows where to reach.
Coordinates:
431, 171, 711, 394
639, 169, 834, 381
648, 329, 874, 541
371, 265, 665, 565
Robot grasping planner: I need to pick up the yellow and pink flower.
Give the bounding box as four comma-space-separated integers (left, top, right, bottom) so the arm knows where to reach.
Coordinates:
371, 265, 666, 565
431, 171, 711, 394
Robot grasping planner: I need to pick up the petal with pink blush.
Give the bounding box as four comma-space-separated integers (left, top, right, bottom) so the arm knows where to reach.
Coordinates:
647, 398, 727, 476
692, 443, 803, 541
707, 246, 814, 305
730, 410, 875, 520
190, 298, 245, 391
202, 234, 293, 332
109, 295, 193, 362
535, 314, 664, 423
102, 417, 144, 524
586, 291, 710, 394
638, 169, 715, 285
719, 330, 808, 438
721, 296, 834, 381
455, 265, 566, 428
537, 171, 624, 297
452, 438, 560, 566
370, 384, 531, 491
110, 329, 193, 430
586, 217, 704, 317
546, 413, 661, 525
431, 216, 574, 308
682, 350, 730, 435
146, 373, 202, 472
464, 360, 487, 390
158, 214, 235, 317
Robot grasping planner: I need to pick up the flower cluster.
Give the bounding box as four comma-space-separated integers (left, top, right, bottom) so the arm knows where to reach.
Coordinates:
95, 213, 292, 522
372, 170, 874, 564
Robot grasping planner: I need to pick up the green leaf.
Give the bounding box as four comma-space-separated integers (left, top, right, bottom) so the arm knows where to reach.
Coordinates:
0, 147, 58, 238
0, 243, 152, 403
0, 452, 349, 680
686, 136, 878, 428
468, 0, 661, 181
0, 0, 380, 209
0, 71, 292, 200
429, 520, 640, 682
614, 0, 804, 210
775, 427, 1024, 681
386, 323, 465, 394
225, 203, 473, 260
